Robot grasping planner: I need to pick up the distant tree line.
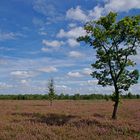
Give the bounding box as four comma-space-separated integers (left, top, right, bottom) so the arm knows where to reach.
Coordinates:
0, 92, 139, 100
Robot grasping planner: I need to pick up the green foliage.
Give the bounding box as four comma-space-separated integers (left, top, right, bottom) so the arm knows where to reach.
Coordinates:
111, 92, 121, 102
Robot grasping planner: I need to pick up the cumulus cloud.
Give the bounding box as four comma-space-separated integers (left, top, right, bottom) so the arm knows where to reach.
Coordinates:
57, 27, 86, 39
10, 71, 37, 78
66, 5, 100, 22
88, 6, 103, 20
66, 1, 140, 22
67, 71, 83, 78
67, 38, 79, 47
38, 66, 58, 73
69, 51, 84, 58
57, 26, 86, 48
42, 39, 64, 48
66, 6, 88, 22
42, 39, 64, 52
104, 0, 140, 13
83, 68, 92, 75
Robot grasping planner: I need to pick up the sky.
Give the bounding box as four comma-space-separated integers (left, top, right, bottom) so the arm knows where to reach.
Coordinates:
0, 0, 140, 95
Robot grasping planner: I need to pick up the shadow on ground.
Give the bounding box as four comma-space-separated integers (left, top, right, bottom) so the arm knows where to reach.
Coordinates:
11, 112, 107, 127
12, 112, 77, 126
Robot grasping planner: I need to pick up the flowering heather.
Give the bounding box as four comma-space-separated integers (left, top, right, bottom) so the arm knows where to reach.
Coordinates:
0, 100, 140, 140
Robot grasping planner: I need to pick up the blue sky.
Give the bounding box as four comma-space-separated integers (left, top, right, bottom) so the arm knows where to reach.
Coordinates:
0, 0, 140, 95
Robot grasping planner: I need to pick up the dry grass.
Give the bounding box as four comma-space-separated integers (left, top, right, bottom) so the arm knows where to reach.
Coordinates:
0, 100, 140, 140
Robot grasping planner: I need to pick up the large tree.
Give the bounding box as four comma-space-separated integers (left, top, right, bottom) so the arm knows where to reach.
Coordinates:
77, 12, 140, 119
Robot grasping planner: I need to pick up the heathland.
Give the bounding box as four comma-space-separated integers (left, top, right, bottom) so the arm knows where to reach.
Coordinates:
0, 100, 140, 140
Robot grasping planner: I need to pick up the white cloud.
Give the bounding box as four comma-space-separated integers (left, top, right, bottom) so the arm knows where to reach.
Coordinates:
69, 51, 84, 58
83, 68, 92, 75
33, 0, 56, 16
66, 0, 140, 23
0, 32, 18, 41
39, 31, 47, 35
0, 82, 13, 89
55, 85, 68, 90
65, 5, 102, 22
0, 30, 25, 41
10, 71, 37, 78
56, 85, 67, 88
57, 27, 86, 39
57, 26, 86, 49
33, 0, 63, 24
38, 66, 58, 73
41, 47, 50, 52
67, 38, 79, 47
42, 39, 64, 48
67, 71, 83, 78
87, 80, 98, 85
66, 6, 88, 22
68, 23, 77, 28
32, 17, 45, 26
21, 79, 28, 84
104, 0, 140, 13
88, 6, 103, 20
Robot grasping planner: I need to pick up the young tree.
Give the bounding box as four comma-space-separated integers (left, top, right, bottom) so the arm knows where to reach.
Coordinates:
77, 12, 140, 119
48, 78, 55, 106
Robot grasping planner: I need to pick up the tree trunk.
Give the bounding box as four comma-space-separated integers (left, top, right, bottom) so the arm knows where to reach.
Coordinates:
112, 101, 119, 119
112, 85, 120, 120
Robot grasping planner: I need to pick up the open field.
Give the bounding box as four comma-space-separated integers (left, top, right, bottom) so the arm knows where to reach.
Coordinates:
0, 100, 140, 140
